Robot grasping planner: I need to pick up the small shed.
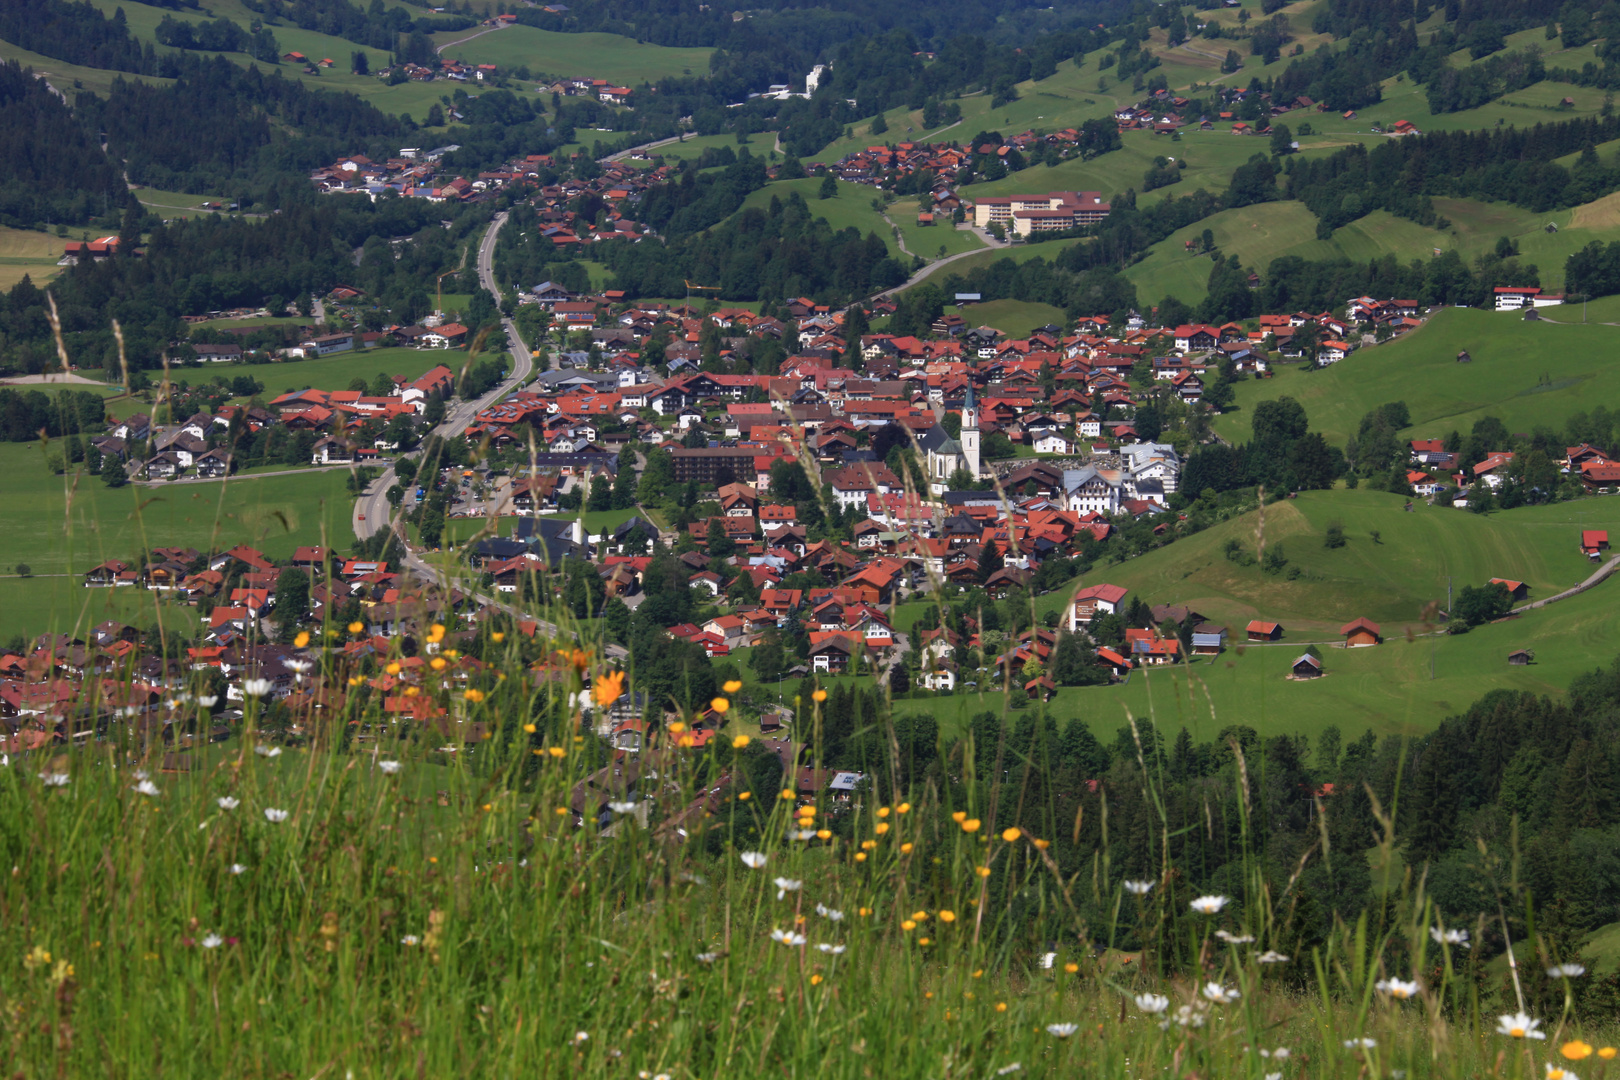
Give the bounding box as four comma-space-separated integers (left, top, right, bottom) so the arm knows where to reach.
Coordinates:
1582, 530, 1609, 560
1508, 649, 1534, 666
1340, 617, 1382, 647
1489, 578, 1529, 602
1191, 623, 1228, 655
1023, 674, 1057, 702
1291, 653, 1323, 678
1245, 619, 1283, 641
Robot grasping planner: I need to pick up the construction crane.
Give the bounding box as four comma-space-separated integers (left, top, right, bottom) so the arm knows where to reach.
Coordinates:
683, 279, 721, 307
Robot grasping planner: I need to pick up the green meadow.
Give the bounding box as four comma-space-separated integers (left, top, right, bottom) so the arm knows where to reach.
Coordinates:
887, 489, 1620, 746
953, 299, 1067, 337
732, 179, 904, 260
433, 24, 713, 85
245, 346, 469, 399
1215, 307, 1620, 446
0, 442, 356, 638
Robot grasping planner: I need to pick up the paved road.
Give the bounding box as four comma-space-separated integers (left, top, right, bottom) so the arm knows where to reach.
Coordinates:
1511, 553, 1620, 613
598, 133, 689, 164
134, 462, 366, 487
436, 22, 508, 55
873, 231, 1008, 300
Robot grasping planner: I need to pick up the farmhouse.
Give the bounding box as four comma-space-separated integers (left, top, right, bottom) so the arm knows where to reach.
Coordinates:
1340, 618, 1381, 647
1291, 653, 1323, 678
1245, 619, 1283, 641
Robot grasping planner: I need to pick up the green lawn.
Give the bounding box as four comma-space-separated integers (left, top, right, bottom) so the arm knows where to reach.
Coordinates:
1214, 307, 1620, 447
0, 440, 356, 581
434, 24, 712, 85
0, 574, 203, 644
955, 299, 1067, 338
887, 198, 985, 260
245, 347, 472, 399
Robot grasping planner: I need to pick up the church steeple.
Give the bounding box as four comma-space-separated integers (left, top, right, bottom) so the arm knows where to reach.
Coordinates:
960, 363, 981, 480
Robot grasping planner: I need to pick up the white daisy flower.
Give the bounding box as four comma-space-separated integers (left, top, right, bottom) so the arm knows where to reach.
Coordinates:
1547, 963, 1586, 978
1045, 1024, 1078, 1038
378, 760, 403, 775
607, 801, 637, 814
132, 780, 160, 797
791, 828, 818, 841
1265, 1073, 1281, 1080
263, 808, 289, 823
740, 851, 767, 869
1430, 925, 1470, 948
285, 660, 311, 673
1123, 879, 1155, 895
1259, 1048, 1290, 1060
253, 745, 282, 758
815, 943, 846, 954
241, 678, 274, 697
1343, 1037, 1377, 1049
995, 1065, 1023, 1076
1038, 952, 1056, 969
1189, 895, 1228, 914
201, 933, 223, 949
815, 903, 844, 921
1256, 950, 1290, 964
229, 864, 247, 875
769, 929, 806, 946
1496, 1012, 1545, 1039
1201, 982, 1240, 1004
1547, 1064, 1579, 1080
1134, 993, 1170, 1014
695, 952, 719, 963
773, 877, 802, 899
1215, 930, 1255, 944
197, 695, 218, 707
573, 1031, 588, 1045
40, 772, 70, 787
217, 796, 240, 810
401, 935, 420, 946
1375, 978, 1420, 1000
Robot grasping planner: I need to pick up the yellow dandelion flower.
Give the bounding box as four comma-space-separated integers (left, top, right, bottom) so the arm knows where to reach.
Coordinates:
430, 657, 447, 671
348, 621, 365, 635
386, 662, 402, 675
464, 688, 485, 703
548, 746, 566, 759
723, 679, 743, 693
996, 1002, 1008, 1012
854, 852, 867, 862
1001, 827, 1021, 842
938, 910, 956, 923
523, 723, 536, 733
812, 689, 827, 702
710, 697, 731, 714
669, 721, 686, 734
294, 631, 310, 649
961, 818, 981, 833
780, 789, 795, 801
732, 735, 750, 749
592, 670, 626, 707
738, 791, 751, 801
1064, 962, 1079, 974
952, 811, 967, 823
816, 829, 831, 840
900, 842, 913, 854
901, 920, 916, 931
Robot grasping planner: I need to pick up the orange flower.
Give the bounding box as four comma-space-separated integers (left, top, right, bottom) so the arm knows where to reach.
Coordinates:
426, 623, 446, 644
812, 689, 827, 702
952, 811, 967, 824
294, 631, 310, 649
548, 746, 566, 759
961, 818, 981, 833
710, 697, 731, 714
490, 632, 505, 643
732, 735, 750, 749
463, 688, 485, 703
430, 657, 447, 671
386, 662, 401, 676
593, 670, 626, 707
1001, 827, 1021, 842
723, 679, 743, 693
559, 647, 590, 674
1033, 838, 1051, 850
348, 621, 365, 635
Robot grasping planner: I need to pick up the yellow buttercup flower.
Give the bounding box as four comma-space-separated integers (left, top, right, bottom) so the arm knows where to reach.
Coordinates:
810, 974, 823, 985
812, 689, 827, 702
548, 746, 566, 759
348, 621, 365, 635
995, 1002, 1007, 1012
1598, 1047, 1617, 1061
294, 631, 310, 649
877, 806, 890, 818
900, 842, 913, 853
463, 688, 485, 703
732, 735, 750, 749
593, 670, 626, 707
737, 791, 751, 801
816, 829, 831, 840
900, 920, 916, 931
952, 811, 967, 824
403, 686, 419, 697
1563, 1043, 1594, 1061
710, 697, 730, 714
938, 910, 956, 923
961, 818, 981, 833
491, 632, 505, 643
1033, 838, 1051, 850
875, 823, 890, 836
1001, 827, 1021, 842
798, 806, 816, 818
430, 657, 447, 671
976, 866, 992, 878
854, 852, 866, 862
897, 802, 911, 814
723, 679, 743, 693
1064, 962, 1079, 974
426, 623, 445, 644
669, 721, 686, 734
523, 723, 536, 733
780, 789, 795, 801
386, 662, 401, 676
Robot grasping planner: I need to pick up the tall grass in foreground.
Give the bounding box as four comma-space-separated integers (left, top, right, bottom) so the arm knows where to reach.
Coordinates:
1, 654, 1616, 1080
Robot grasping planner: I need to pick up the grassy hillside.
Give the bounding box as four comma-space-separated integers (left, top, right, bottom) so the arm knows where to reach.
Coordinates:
732, 178, 903, 259
953, 299, 1066, 337
248, 346, 470, 399
434, 24, 712, 84
891, 489, 1620, 744
0, 226, 66, 290
1214, 307, 1620, 446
